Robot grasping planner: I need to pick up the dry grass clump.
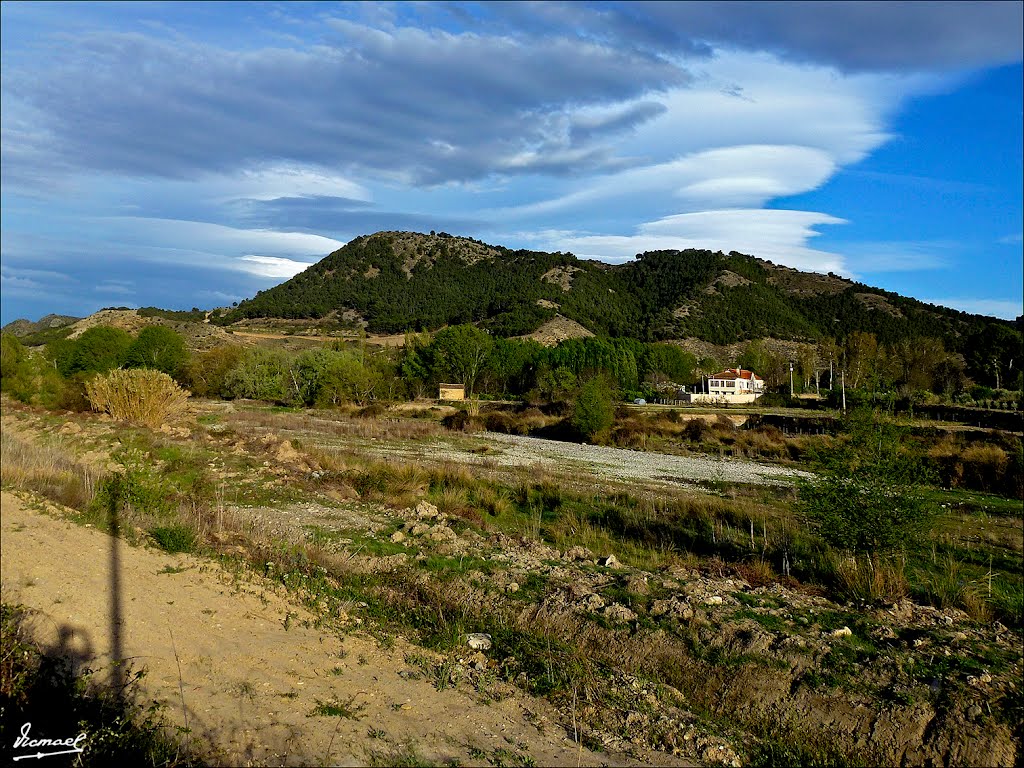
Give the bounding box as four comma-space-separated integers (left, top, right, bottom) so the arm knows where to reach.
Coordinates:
914, 554, 995, 623
734, 426, 788, 460
0, 431, 100, 510
831, 554, 908, 604
431, 486, 473, 519
476, 485, 514, 518
86, 368, 189, 428
959, 444, 1009, 492
736, 558, 776, 587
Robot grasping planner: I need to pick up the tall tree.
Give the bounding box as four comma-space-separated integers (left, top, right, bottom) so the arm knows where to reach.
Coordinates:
430, 324, 493, 399
845, 331, 878, 390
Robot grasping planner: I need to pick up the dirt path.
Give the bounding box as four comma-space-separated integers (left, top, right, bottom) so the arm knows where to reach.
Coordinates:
1, 491, 689, 767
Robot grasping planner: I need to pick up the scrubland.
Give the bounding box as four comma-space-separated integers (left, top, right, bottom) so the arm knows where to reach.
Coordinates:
2, 395, 1021, 766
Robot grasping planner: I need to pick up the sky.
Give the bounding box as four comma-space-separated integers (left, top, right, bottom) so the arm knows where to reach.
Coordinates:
2, 1, 1022, 326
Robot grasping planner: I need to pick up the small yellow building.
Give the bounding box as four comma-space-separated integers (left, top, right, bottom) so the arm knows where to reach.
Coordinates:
438, 383, 465, 401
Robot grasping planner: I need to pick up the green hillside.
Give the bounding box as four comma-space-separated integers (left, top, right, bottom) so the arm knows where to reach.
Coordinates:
220, 230, 1021, 378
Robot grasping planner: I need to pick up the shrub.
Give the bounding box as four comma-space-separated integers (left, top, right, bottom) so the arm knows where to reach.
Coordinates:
223, 348, 288, 402
85, 368, 190, 428
356, 402, 387, 419
53, 326, 133, 376
124, 326, 188, 377
0, 333, 32, 400
150, 525, 197, 554
483, 411, 516, 433
441, 410, 475, 431
683, 418, 709, 442
181, 344, 245, 398
799, 411, 935, 558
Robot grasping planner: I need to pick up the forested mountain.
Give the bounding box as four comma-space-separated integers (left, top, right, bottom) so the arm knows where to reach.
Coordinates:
220, 230, 1020, 372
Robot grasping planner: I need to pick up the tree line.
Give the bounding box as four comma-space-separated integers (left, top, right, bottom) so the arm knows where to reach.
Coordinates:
4, 321, 1021, 413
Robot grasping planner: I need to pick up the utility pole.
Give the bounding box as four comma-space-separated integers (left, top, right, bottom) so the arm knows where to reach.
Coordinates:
789, 362, 794, 398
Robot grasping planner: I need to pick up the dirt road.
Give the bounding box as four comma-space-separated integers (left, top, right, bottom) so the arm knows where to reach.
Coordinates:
1, 491, 688, 767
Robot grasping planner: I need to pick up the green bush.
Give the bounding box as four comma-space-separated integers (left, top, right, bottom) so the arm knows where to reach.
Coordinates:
181, 344, 245, 398
52, 326, 133, 377
149, 525, 197, 554
124, 326, 188, 377
223, 348, 288, 402
799, 411, 934, 557
0, 333, 35, 402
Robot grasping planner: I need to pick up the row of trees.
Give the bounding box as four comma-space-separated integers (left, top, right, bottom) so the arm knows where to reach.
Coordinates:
1, 323, 701, 413
735, 331, 1021, 401
400, 326, 699, 401
3, 320, 1019, 415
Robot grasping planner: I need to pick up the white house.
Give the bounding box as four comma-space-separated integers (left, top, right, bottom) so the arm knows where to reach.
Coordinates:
685, 368, 764, 404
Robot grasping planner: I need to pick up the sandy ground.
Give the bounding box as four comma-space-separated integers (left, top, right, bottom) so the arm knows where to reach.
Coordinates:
1, 491, 691, 767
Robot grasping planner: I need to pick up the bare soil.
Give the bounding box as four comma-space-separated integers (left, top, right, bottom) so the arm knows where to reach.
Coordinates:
0, 491, 688, 767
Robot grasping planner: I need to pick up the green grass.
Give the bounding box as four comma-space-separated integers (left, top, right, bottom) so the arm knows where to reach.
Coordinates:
365, 743, 436, 767
923, 487, 1024, 518
309, 694, 365, 719
733, 608, 788, 633
150, 525, 198, 554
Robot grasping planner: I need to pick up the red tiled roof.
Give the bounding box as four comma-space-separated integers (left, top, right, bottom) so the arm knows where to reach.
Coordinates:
711, 368, 762, 381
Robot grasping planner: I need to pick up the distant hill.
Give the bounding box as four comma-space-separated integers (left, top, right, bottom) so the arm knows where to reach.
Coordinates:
219, 231, 1019, 356
3, 314, 80, 338
3, 308, 240, 352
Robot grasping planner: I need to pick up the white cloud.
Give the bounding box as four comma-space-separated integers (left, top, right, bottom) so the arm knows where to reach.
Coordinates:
87, 217, 344, 257
619, 50, 924, 166
919, 298, 1023, 320
202, 163, 371, 203
491, 51, 934, 237
236, 255, 314, 279
537, 209, 847, 273
498, 143, 838, 219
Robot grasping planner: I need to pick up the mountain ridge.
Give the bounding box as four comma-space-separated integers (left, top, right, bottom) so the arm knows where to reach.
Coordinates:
219, 230, 1018, 349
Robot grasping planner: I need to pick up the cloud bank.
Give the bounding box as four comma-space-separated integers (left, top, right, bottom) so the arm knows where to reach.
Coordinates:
0, 2, 1020, 322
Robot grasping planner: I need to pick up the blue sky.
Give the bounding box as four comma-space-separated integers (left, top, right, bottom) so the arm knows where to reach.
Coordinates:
2, 1, 1022, 325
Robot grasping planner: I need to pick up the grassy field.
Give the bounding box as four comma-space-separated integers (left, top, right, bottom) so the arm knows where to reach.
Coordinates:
1, 395, 1021, 766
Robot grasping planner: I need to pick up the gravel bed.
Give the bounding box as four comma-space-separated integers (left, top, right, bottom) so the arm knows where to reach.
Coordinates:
355, 431, 811, 489
480, 432, 810, 487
